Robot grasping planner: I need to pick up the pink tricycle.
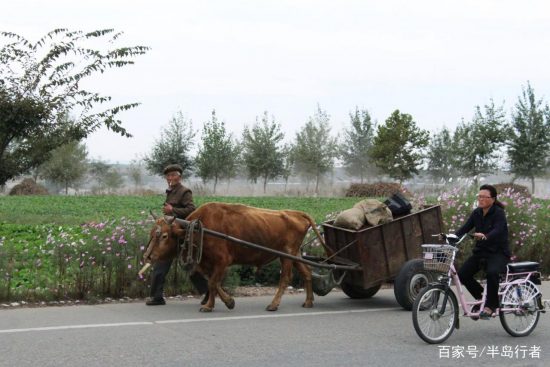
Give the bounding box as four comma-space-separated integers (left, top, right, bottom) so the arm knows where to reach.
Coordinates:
412, 233, 547, 344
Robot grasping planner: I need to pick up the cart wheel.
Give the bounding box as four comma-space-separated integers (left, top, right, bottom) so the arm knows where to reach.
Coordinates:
341, 282, 381, 299
394, 259, 434, 310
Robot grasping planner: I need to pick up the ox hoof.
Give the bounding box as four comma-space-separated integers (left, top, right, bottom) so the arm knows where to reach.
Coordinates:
302, 302, 314, 308
225, 299, 235, 310
199, 307, 213, 313
266, 305, 279, 312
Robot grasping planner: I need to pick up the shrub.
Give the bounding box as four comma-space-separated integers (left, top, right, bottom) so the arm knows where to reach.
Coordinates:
493, 183, 531, 198
437, 186, 549, 273
344, 182, 407, 197
9, 178, 49, 195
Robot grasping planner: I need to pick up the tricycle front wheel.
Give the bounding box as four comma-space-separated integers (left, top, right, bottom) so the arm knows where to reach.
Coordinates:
413, 285, 458, 344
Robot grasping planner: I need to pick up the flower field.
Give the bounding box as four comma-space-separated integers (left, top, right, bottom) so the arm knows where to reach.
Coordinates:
0, 191, 548, 303
0, 195, 358, 303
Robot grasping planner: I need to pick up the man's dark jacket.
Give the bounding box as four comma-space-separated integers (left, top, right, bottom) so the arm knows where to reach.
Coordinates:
165, 183, 196, 219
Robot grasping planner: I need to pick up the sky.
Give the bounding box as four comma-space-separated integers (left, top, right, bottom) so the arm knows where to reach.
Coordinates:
2, 0, 550, 163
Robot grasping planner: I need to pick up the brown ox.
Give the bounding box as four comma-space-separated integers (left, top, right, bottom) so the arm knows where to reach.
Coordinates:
141, 202, 329, 312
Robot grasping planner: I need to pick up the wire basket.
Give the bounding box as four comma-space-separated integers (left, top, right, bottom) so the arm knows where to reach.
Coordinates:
422, 244, 457, 273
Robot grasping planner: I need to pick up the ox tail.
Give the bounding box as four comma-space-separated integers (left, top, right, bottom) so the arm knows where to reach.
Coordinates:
303, 214, 334, 257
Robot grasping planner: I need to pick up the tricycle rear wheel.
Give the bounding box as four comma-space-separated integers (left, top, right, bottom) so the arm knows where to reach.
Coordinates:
394, 259, 434, 310
341, 282, 381, 299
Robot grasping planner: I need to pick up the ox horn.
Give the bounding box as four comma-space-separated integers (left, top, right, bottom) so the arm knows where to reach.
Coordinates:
138, 263, 152, 276
150, 210, 158, 220
165, 215, 175, 224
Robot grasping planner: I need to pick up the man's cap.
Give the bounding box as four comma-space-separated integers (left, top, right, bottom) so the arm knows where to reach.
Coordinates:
163, 164, 183, 175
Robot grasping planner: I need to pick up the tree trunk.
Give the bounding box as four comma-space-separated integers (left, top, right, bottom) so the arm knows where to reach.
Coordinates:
315, 172, 320, 195
263, 175, 268, 194
531, 176, 535, 194
213, 176, 218, 194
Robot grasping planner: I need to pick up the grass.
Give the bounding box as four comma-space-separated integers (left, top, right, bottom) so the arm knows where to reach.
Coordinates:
0, 195, 360, 225
1, 193, 548, 303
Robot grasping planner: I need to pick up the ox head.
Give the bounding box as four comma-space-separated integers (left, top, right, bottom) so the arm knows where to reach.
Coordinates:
139, 214, 185, 275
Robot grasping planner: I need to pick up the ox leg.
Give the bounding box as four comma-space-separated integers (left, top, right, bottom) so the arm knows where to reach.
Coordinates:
200, 268, 226, 312
266, 259, 293, 311
293, 261, 314, 308
216, 285, 235, 310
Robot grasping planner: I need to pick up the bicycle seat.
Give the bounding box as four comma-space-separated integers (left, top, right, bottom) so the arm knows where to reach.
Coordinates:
507, 261, 539, 273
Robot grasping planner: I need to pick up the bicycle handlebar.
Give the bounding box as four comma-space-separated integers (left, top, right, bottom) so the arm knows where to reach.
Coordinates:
433, 233, 472, 246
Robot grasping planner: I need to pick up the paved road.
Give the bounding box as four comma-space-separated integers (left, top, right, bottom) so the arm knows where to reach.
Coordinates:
1, 283, 549, 367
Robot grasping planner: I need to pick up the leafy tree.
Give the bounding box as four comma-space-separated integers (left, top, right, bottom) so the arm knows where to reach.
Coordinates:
453, 100, 508, 184
427, 127, 456, 182
292, 105, 338, 195
144, 111, 196, 177
127, 159, 143, 189
242, 111, 285, 193
40, 140, 88, 194
340, 107, 376, 183
89, 160, 112, 193
103, 167, 124, 193
281, 143, 294, 193
0, 28, 149, 186
195, 110, 239, 194
507, 83, 550, 193
0, 87, 49, 185
370, 110, 429, 183
222, 138, 242, 188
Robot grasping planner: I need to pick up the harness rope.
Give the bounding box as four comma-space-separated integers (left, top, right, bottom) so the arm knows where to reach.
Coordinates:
178, 219, 204, 268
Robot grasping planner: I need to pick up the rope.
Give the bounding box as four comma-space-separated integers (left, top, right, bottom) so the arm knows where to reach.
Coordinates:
180, 219, 204, 267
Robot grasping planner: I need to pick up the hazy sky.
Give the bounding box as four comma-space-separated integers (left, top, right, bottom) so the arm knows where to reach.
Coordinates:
2, 0, 550, 163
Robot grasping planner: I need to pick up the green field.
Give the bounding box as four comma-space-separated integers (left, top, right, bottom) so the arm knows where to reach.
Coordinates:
0, 195, 361, 303
1, 193, 548, 303
0, 195, 360, 225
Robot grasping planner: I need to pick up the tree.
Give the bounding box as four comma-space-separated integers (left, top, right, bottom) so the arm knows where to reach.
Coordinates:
507, 83, 550, 193
242, 111, 285, 193
340, 107, 376, 183
127, 159, 143, 190
426, 127, 456, 182
0, 29, 149, 186
195, 110, 239, 194
40, 140, 88, 194
103, 167, 124, 193
370, 110, 429, 183
144, 111, 196, 177
0, 87, 49, 185
89, 160, 112, 193
292, 105, 338, 195
281, 143, 294, 193
453, 100, 508, 184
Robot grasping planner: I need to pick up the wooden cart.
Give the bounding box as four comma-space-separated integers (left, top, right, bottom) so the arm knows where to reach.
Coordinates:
320, 205, 444, 309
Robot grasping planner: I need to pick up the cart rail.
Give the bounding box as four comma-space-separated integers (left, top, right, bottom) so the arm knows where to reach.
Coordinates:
173, 218, 362, 272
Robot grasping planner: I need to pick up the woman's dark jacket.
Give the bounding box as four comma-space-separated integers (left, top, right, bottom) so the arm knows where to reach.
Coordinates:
455, 205, 511, 258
